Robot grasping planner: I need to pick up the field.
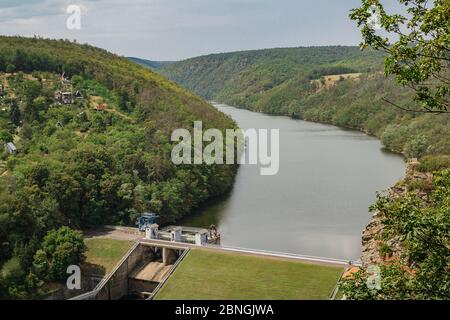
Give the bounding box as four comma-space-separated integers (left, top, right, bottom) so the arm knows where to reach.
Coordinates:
83, 238, 134, 275
155, 249, 344, 300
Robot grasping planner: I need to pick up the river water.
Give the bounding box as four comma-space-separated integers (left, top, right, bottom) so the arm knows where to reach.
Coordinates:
180, 103, 404, 260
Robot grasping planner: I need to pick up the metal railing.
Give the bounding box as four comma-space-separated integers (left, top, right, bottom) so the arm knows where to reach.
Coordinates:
70, 241, 140, 300
147, 248, 190, 300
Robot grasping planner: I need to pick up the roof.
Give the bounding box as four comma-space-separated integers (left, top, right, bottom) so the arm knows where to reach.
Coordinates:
6, 142, 17, 151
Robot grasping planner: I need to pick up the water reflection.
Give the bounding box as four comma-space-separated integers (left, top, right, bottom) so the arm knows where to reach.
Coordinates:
179, 104, 405, 260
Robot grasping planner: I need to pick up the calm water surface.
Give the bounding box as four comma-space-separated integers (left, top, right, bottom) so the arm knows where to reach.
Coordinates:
180, 103, 404, 260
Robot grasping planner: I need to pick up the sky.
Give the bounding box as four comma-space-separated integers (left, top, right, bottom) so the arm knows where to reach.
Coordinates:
0, 0, 396, 61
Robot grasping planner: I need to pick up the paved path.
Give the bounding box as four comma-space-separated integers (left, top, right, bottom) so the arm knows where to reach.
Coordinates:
87, 226, 359, 267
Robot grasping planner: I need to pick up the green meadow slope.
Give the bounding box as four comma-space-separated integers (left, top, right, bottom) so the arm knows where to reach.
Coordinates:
156, 249, 343, 300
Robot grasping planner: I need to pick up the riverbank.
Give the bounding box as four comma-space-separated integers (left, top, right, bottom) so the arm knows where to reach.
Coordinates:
360, 156, 450, 267
178, 103, 405, 260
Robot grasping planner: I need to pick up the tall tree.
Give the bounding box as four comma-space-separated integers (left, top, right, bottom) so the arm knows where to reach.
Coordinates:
350, 0, 450, 113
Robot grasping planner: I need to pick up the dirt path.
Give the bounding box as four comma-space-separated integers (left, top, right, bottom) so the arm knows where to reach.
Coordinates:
83, 226, 143, 241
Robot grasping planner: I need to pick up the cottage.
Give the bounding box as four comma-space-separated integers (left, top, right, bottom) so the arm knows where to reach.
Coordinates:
54, 91, 62, 101
54, 91, 73, 104
62, 92, 73, 104
4, 142, 17, 155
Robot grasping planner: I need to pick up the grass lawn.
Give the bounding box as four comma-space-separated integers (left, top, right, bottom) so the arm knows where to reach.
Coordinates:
83, 238, 134, 275
155, 249, 344, 300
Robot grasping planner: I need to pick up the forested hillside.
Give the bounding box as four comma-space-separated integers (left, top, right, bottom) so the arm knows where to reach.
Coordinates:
0, 36, 237, 298
128, 57, 174, 70
160, 46, 450, 158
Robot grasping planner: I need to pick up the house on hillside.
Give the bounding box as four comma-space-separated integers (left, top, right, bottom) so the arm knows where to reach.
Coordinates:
54, 91, 73, 104
4, 142, 17, 155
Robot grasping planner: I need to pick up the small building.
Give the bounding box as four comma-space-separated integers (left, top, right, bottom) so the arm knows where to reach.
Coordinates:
62, 92, 73, 104
145, 224, 159, 240
54, 91, 73, 104
146, 225, 220, 246
194, 230, 209, 246
4, 142, 17, 155
136, 212, 159, 232
0, 84, 4, 96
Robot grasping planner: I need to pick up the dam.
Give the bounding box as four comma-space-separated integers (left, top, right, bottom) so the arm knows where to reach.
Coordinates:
73, 241, 188, 300
73, 225, 355, 300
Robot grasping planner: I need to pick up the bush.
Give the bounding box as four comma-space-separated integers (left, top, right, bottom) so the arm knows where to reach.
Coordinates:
1, 256, 25, 286
418, 155, 450, 173
41, 227, 86, 282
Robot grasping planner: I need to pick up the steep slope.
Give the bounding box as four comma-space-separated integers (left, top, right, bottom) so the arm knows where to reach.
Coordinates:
0, 36, 237, 298
159, 47, 449, 158
160, 46, 383, 101
128, 57, 174, 70
0, 36, 238, 225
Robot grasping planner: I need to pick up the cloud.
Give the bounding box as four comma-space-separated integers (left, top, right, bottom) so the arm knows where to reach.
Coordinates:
0, 0, 378, 60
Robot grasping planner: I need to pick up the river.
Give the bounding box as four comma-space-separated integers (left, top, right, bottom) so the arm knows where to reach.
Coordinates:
179, 103, 405, 260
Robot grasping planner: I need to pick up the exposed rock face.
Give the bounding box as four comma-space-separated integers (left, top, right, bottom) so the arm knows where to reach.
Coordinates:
360, 159, 432, 267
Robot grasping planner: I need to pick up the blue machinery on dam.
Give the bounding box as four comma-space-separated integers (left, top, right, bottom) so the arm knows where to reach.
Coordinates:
136, 212, 159, 232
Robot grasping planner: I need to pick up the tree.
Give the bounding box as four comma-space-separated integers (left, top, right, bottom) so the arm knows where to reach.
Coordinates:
350, 0, 450, 113
0, 256, 27, 299
32, 250, 49, 280
41, 227, 86, 282
341, 169, 450, 299
1, 256, 25, 286
9, 99, 21, 126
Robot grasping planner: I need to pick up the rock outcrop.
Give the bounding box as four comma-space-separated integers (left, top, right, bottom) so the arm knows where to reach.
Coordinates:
360, 159, 433, 266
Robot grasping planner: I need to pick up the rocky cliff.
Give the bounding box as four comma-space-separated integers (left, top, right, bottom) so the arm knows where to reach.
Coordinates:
360, 159, 433, 266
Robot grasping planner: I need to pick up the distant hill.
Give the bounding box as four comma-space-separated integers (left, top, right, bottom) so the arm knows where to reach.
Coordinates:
159, 46, 384, 102
128, 57, 174, 70
159, 46, 449, 159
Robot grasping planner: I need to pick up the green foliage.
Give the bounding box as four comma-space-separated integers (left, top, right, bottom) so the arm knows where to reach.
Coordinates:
417, 155, 450, 173
1, 257, 25, 286
0, 36, 238, 298
40, 227, 86, 281
161, 46, 383, 102
162, 49, 449, 158
128, 57, 174, 70
378, 243, 393, 257
341, 169, 450, 299
349, 0, 450, 113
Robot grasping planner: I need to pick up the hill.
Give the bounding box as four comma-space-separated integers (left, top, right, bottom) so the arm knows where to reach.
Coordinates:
159, 46, 449, 158
159, 46, 384, 102
128, 57, 174, 70
0, 36, 237, 298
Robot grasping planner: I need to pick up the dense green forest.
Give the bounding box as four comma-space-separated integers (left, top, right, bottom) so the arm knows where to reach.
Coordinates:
0, 36, 237, 298
160, 46, 450, 158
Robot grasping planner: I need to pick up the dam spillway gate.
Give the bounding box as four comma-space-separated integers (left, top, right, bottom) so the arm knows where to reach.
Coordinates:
72, 242, 188, 300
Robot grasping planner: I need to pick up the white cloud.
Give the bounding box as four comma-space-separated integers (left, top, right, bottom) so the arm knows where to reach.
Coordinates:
0, 0, 371, 60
